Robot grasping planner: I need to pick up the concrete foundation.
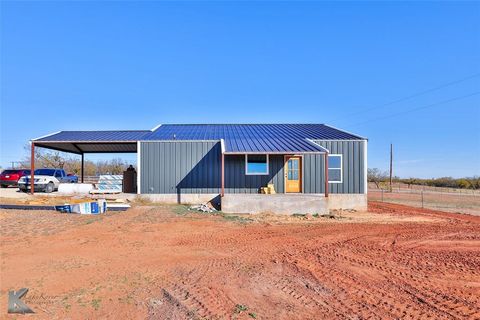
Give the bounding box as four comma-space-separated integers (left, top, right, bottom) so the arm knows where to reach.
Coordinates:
327, 194, 367, 211
221, 194, 328, 215
221, 193, 367, 214
138, 193, 367, 214
139, 193, 220, 205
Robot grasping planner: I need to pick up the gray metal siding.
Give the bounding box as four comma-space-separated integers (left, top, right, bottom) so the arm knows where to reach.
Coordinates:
140, 140, 365, 195
140, 141, 221, 194
304, 140, 365, 194
224, 155, 285, 194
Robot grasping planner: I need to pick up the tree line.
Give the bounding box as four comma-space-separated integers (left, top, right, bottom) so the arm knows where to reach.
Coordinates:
368, 168, 480, 190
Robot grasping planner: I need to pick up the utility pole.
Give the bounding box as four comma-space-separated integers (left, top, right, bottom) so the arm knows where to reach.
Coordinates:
389, 143, 393, 192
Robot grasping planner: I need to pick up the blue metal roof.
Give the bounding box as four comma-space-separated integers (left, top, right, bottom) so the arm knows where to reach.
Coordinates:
34, 130, 150, 142
143, 124, 365, 153
32, 124, 365, 154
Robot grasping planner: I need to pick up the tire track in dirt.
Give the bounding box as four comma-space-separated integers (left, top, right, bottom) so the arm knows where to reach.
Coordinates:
268, 214, 480, 320
153, 276, 232, 319
324, 245, 477, 319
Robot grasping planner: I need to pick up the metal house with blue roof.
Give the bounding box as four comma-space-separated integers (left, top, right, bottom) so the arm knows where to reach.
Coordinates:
31, 124, 367, 214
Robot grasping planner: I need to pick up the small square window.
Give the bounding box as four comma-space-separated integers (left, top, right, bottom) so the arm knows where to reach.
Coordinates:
328, 154, 342, 183
246, 154, 269, 175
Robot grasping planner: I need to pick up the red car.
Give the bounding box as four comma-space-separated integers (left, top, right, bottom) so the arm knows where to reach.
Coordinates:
0, 169, 31, 188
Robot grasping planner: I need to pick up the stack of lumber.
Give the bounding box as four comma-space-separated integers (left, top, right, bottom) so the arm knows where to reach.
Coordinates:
91, 175, 123, 194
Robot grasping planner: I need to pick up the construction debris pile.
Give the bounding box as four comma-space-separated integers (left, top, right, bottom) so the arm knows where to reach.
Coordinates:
55, 199, 107, 214
54, 197, 131, 213
189, 202, 218, 213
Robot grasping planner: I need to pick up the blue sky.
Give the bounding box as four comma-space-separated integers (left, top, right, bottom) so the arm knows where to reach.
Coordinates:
1, 1, 479, 178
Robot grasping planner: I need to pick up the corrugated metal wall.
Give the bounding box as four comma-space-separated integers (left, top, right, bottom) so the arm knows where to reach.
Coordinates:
224, 155, 285, 193
140, 141, 221, 194
304, 140, 365, 194
140, 140, 365, 195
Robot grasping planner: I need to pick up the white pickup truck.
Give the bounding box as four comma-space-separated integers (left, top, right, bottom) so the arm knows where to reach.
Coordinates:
18, 169, 77, 193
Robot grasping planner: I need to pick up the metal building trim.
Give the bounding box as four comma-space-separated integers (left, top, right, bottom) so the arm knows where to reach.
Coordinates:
137, 141, 141, 195
31, 131, 62, 141
151, 124, 162, 131
322, 124, 368, 140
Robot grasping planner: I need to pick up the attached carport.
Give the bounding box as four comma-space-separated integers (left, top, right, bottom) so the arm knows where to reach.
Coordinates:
29, 130, 149, 194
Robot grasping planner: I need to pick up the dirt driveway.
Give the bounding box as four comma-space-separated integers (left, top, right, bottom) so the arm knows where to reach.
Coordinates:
1, 202, 479, 319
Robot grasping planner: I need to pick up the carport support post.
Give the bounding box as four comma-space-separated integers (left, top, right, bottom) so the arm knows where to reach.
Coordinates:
81, 153, 84, 183
324, 152, 329, 198
30, 142, 35, 195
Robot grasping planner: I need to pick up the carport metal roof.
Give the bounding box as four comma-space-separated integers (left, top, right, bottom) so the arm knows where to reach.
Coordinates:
32, 130, 150, 154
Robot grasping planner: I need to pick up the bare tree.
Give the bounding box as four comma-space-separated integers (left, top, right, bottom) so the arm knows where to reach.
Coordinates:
368, 168, 388, 189
21, 144, 68, 169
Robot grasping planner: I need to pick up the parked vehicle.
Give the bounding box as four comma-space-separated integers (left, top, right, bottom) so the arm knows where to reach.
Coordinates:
0, 169, 31, 188
67, 173, 79, 183
18, 169, 76, 193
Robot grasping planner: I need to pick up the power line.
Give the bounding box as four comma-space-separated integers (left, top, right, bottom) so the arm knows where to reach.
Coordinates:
346, 91, 480, 128
331, 72, 480, 122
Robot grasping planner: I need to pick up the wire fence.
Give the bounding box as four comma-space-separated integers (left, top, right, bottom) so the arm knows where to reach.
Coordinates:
368, 189, 480, 216
78, 176, 100, 184
368, 182, 480, 195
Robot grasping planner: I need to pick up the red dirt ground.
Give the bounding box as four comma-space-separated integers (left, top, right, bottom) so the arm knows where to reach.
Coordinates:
1, 202, 479, 319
